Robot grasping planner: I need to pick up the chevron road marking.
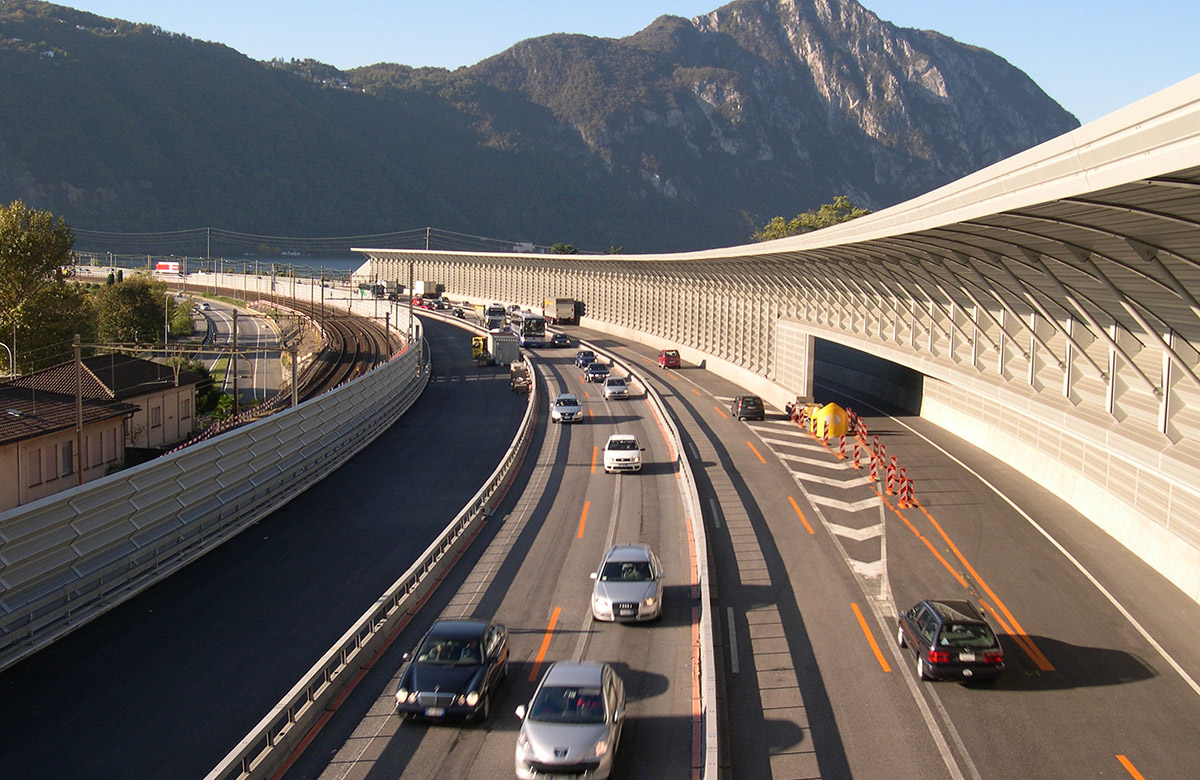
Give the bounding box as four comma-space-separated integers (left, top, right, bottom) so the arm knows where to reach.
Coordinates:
807, 493, 881, 512
826, 523, 883, 542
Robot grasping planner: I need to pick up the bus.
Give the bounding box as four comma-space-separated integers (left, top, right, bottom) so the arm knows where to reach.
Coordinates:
510, 311, 546, 347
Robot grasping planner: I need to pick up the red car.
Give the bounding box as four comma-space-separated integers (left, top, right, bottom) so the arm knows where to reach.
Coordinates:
657, 349, 681, 369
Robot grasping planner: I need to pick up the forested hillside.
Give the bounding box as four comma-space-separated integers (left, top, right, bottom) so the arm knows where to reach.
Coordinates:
0, 0, 1078, 252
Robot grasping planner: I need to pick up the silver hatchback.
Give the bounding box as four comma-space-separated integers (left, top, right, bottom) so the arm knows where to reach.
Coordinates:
515, 662, 626, 780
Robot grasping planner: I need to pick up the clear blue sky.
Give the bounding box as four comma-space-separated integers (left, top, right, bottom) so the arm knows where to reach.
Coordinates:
64, 0, 1199, 124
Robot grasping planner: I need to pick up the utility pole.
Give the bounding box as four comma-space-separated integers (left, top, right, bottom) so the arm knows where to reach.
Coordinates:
73, 334, 83, 486
232, 310, 239, 418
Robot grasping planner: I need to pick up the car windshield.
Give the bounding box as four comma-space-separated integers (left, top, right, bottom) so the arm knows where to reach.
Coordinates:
600, 560, 652, 581
589, 363, 606, 371
416, 637, 482, 665
529, 686, 605, 724
556, 398, 577, 407
938, 623, 998, 649
606, 379, 625, 386
607, 439, 637, 451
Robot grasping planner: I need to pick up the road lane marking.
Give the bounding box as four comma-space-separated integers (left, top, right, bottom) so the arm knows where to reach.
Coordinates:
691, 388, 701, 396
852, 602, 891, 672
590, 446, 597, 474
577, 500, 591, 539
708, 497, 722, 528
915, 499, 1055, 672
727, 607, 739, 674
1117, 755, 1146, 780
529, 607, 562, 681
746, 441, 766, 463
713, 405, 728, 419
879, 489, 968, 588
787, 496, 815, 535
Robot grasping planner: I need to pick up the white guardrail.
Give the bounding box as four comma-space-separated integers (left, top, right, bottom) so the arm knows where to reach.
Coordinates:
0, 342, 430, 672
205, 352, 540, 780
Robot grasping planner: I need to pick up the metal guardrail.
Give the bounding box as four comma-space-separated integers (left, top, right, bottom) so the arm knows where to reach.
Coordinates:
0, 344, 430, 672
205, 354, 539, 780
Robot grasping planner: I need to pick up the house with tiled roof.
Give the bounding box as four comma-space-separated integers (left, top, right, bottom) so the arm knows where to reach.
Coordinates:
0, 384, 138, 511
13, 353, 202, 449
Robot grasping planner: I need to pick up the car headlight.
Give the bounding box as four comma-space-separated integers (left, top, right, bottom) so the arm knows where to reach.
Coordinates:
395, 688, 409, 704
593, 595, 611, 609
593, 739, 609, 757
643, 596, 657, 607
517, 731, 534, 757
465, 691, 480, 706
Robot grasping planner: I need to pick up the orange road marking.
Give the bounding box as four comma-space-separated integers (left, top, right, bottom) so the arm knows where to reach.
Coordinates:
577, 500, 591, 539
691, 605, 702, 780
915, 498, 1055, 672
851, 603, 891, 672
692, 388, 701, 396
787, 496, 815, 534
590, 446, 597, 474
746, 441, 766, 463
685, 517, 699, 598
877, 488, 968, 587
714, 405, 728, 419
1117, 755, 1146, 780
529, 607, 561, 681
588, 408, 594, 418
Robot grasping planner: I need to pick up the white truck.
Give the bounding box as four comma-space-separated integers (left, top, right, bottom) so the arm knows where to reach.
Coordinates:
413, 280, 441, 298
543, 297, 576, 325
488, 332, 520, 365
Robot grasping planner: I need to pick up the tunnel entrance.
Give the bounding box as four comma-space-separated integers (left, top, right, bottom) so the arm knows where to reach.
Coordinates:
811, 339, 924, 416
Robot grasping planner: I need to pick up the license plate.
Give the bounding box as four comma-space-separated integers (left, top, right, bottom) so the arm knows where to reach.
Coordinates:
618, 609, 635, 617
959, 652, 976, 662
424, 707, 445, 717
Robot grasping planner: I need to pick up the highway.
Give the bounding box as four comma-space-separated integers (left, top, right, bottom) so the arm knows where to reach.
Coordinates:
194, 300, 283, 405
289, 317, 1200, 780
1, 311, 1198, 779
284, 332, 697, 780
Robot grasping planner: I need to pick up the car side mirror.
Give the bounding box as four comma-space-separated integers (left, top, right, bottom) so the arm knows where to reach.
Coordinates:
402, 652, 411, 662
515, 705, 527, 720
590, 572, 598, 580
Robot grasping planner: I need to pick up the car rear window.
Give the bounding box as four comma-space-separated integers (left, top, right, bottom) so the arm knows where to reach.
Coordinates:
938, 623, 997, 649
741, 397, 763, 408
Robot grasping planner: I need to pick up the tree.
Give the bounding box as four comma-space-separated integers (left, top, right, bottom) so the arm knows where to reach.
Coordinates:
0, 200, 88, 373
92, 273, 170, 344
168, 356, 222, 415
551, 243, 580, 254
752, 195, 872, 242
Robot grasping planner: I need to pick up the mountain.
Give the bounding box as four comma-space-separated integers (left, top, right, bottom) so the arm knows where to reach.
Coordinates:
0, 0, 1078, 252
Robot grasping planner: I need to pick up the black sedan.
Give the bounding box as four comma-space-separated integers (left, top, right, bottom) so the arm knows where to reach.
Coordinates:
897, 599, 1004, 682
550, 332, 571, 348
394, 619, 509, 721
584, 361, 611, 382
574, 349, 596, 368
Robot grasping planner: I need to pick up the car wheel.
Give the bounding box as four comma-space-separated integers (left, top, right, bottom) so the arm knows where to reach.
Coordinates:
897, 625, 906, 648
917, 656, 931, 681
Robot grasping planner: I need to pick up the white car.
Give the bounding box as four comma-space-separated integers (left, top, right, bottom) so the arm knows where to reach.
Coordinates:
602, 376, 629, 400
602, 434, 643, 473
551, 393, 582, 423
590, 544, 663, 621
